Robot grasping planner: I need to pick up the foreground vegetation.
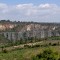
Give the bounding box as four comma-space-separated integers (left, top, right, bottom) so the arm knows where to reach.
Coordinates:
0, 40, 60, 60
32, 48, 60, 60
0, 46, 60, 60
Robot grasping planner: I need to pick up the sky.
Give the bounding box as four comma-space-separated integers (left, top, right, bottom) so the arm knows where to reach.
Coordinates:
0, 0, 60, 22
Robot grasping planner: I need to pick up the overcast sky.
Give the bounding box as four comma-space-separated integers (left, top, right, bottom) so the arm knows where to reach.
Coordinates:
0, 0, 60, 22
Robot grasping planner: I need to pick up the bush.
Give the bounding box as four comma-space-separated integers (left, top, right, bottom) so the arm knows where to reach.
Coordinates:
32, 48, 60, 60
49, 43, 51, 46
52, 43, 57, 46
31, 44, 40, 48
3, 49, 8, 53
34, 45, 40, 47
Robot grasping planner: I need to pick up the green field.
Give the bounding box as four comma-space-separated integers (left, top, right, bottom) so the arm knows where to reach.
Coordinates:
0, 46, 60, 60
0, 40, 60, 60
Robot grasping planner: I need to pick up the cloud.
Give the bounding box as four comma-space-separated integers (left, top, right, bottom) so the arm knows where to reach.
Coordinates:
16, 3, 33, 9
0, 3, 60, 22
39, 3, 51, 8
0, 3, 8, 13
0, 3, 7, 9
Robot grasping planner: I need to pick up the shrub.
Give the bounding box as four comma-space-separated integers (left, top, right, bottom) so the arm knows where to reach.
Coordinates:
52, 43, 57, 46
49, 43, 51, 46
1, 46, 4, 51
34, 45, 40, 47
31, 44, 40, 48
32, 48, 60, 60
3, 49, 8, 53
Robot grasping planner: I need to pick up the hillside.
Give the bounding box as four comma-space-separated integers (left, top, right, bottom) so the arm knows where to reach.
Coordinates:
0, 20, 60, 32
0, 34, 9, 46
0, 20, 60, 42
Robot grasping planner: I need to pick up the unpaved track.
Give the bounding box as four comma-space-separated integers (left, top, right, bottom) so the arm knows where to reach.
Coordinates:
2, 41, 43, 51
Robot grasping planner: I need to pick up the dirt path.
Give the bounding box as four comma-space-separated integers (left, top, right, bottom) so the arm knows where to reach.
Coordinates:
3, 41, 43, 51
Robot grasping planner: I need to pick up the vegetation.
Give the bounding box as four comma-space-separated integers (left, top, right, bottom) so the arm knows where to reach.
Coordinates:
32, 48, 60, 60
0, 34, 8, 43
0, 39, 59, 60
48, 36, 60, 40
0, 46, 60, 60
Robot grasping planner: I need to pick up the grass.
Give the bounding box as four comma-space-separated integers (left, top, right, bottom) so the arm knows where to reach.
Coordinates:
0, 39, 60, 60
0, 47, 42, 60
0, 46, 60, 60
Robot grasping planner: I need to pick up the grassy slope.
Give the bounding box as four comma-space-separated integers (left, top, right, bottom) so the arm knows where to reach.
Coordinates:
0, 46, 60, 60
0, 36, 60, 60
